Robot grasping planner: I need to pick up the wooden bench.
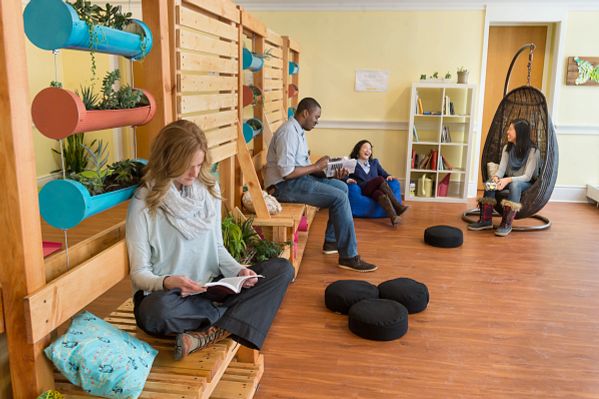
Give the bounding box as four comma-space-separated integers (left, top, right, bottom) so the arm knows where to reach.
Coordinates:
55, 299, 264, 399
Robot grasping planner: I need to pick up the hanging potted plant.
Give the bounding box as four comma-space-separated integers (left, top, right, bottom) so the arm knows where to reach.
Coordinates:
242, 85, 263, 107
23, 0, 153, 71
242, 118, 263, 143
288, 62, 299, 75
39, 142, 147, 230
32, 69, 156, 140
242, 48, 273, 72
288, 83, 299, 98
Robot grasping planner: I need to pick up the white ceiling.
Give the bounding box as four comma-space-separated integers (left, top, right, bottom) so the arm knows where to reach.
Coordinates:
235, 0, 599, 10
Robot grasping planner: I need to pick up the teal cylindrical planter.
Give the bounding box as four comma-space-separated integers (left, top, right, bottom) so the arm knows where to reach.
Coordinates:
24, 0, 153, 60
242, 48, 264, 72
39, 159, 147, 230
288, 62, 299, 75
288, 107, 296, 119
242, 118, 263, 143
39, 179, 138, 230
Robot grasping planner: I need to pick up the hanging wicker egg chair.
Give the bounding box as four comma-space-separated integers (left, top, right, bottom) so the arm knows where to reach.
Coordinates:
463, 43, 559, 231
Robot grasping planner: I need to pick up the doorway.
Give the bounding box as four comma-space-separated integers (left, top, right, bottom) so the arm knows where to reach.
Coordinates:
478, 25, 549, 190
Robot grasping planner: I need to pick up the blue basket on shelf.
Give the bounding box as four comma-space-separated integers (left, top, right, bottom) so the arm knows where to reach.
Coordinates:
288, 62, 299, 75
242, 48, 264, 72
242, 118, 263, 143
24, 0, 153, 60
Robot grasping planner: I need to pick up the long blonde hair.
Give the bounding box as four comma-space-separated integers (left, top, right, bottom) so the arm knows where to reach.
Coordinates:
142, 120, 219, 214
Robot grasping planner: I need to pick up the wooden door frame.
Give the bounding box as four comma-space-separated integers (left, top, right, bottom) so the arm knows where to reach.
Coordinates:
470, 5, 567, 198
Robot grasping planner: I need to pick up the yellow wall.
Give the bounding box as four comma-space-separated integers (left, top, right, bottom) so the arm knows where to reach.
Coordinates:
555, 12, 599, 187
255, 9, 599, 192
254, 10, 484, 182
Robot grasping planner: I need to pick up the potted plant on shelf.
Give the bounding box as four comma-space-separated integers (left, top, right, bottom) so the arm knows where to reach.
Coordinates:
457, 66, 469, 84
242, 85, 263, 107
39, 139, 147, 230
242, 118, 263, 143
24, 0, 153, 79
32, 69, 156, 140
221, 214, 286, 265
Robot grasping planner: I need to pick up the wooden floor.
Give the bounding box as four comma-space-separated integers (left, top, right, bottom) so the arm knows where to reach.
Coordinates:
47, 200, 599, 398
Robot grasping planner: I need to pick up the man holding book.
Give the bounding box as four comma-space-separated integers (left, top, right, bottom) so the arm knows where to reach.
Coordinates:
264, 97, 378, 273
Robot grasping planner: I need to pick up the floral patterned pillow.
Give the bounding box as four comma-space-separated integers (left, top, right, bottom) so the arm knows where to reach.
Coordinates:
44, 311, 157, 399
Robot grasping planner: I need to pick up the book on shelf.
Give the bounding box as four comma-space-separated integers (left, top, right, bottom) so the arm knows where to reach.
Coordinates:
325, 157, 357, 177
417, 152, 431, 169
411, 149, 416, 168
450, 102, 455, 115
441, 154, 453, 170
441, 126, 452, 143
417, 97, 424, 114
204, 275, 265, 296
412, 125, 419, 142
430, 149, 438, 170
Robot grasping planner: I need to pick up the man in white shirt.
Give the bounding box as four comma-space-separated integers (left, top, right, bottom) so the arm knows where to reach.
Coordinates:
264, 97, 377, 273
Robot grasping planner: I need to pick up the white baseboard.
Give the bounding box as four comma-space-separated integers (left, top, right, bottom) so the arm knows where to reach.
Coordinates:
550, 185, 590, 203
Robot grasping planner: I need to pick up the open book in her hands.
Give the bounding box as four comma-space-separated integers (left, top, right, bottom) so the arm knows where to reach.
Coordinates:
325, 157, 357, 177
204, 274, 265, 296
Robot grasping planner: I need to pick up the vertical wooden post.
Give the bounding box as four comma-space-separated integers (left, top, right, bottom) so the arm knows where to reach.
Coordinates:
134, 0, 175, 158
0, 1, 54, 397
282, 36, 290, 117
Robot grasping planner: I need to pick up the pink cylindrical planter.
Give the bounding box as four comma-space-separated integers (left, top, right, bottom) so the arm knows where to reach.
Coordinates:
31, 87, 156, 139
288, 83, 298, 98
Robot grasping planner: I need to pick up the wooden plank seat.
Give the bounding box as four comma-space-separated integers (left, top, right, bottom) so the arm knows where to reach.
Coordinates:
55, 299, 264, 399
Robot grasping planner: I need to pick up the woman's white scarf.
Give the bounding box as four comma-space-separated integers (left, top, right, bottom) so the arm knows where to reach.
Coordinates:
161, 180, 215, 240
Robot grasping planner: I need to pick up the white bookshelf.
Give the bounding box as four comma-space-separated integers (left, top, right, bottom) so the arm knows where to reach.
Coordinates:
405, 82, 476, 202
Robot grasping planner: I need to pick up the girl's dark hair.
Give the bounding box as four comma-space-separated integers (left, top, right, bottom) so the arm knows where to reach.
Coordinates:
349, 140, 373, 161
506, 119, 534, 159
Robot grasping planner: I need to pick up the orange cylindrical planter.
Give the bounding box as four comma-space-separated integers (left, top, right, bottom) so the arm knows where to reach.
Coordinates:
242, 85, 254, 107
31, 87, 156, 139
288, 84, 298, 98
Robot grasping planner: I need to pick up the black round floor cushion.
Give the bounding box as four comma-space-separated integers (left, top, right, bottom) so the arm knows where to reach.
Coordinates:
325, 280, 379, 314
424, 225, 463, 248
378, 278, 429, 314
348, 299, 408, 341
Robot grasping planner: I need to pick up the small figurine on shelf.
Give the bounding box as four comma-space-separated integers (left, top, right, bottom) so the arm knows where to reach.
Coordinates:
445, 72, 452, 80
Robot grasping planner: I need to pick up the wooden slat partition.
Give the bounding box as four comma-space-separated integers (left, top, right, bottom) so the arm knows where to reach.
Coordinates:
44, 222, 125, 283
175, 0, 243, 211
24, 241, 129, 344
283, 35, 300, 117
0, 286, 4, 334
262, 28, 285, 133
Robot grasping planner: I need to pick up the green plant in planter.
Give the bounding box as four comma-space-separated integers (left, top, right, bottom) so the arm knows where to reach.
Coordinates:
51, 133, 93, 175
72, 140, 110, 195
103, 159, 145, 192
247, 119, 262, 132
68, 1, 134, 80
249, 85, 263, 106
77, 69, 149, 110
221, 214, 286, 265
445, 72, 452, 79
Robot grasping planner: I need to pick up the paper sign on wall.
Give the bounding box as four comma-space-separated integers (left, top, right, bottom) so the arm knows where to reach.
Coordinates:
355, 70, 389, 92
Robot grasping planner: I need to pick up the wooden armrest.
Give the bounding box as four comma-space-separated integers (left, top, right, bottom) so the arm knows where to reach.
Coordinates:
251, 218, 294, 228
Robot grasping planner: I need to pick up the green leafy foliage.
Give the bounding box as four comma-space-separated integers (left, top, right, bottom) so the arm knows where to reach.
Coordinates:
104, 159, 145, 192
77, 69, 148, 110
72, 141, 110, 195
50, 81, 63, 88
51, 133, 90, 175
221, 215, 286, 265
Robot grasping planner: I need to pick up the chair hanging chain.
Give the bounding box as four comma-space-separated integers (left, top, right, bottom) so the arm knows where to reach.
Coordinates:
527, 43, 536, 86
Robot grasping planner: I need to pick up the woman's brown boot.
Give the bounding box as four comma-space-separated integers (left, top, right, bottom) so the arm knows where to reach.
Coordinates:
380, 180, 409, 216
377, 194, 401, 226
495, 200, 521, 236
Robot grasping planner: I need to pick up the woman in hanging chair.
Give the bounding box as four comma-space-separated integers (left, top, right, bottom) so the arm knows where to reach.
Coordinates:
468, 119, 540, 236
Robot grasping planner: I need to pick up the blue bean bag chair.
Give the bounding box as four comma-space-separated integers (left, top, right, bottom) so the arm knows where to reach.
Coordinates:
348, 179, 402, 218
